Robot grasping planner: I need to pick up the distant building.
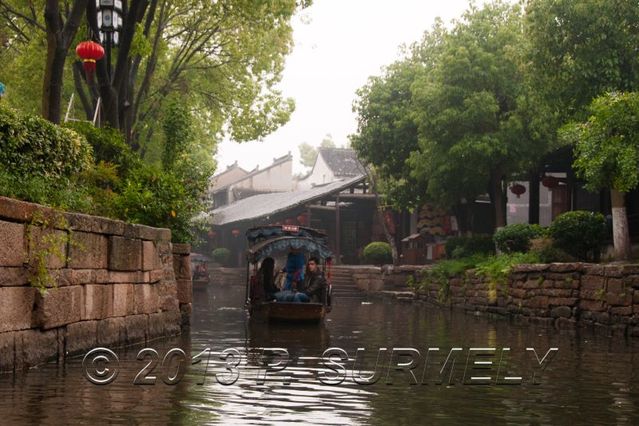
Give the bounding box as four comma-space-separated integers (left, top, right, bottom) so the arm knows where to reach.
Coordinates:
208, 152, 293, 208
296, 147, 366, 190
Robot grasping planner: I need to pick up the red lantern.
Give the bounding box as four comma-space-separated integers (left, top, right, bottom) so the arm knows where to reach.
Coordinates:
541, 175, 559, 189
207, 230, 217, 238
510, 184, 526, 198
76, 41, 104, 75
297, 213, 307, 226
231, 229, 241, 238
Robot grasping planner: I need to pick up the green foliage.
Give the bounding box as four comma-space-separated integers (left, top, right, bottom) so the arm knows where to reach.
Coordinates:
445, 235, 495, 259
25, 211, 73, 295
566, 92, 639, 192
525, 0, 639, 122
493, 223, 546, 253
162, 100, 193, 170
65, 121, 140, 177
474, 252, 541, 287
549, 211, 607, 261
418, 254, 487, 302
212, 248, 231, 265
0, 104, 93, 179
362, 242, 393, 265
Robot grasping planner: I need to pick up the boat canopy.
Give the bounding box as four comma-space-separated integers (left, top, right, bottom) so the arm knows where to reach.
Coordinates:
247, 236, 333, 263
245, 225, 327, 247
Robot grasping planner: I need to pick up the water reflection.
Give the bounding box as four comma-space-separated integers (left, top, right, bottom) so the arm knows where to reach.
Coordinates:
1, 283, 639, 424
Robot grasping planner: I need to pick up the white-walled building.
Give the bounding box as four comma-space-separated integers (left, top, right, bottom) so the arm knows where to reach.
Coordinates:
296, 147, 365, 190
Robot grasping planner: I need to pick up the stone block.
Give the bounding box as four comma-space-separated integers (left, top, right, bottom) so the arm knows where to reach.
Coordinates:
551, 306, 572, 318
176, 279, 192, 304
173, 254, 191, 280
582, 275, 606, 291
15, 328, 59, 369
95, 270, 141, 284
369, 279, 384, 292
149, 269, 164, 283
112, 284, 135, 317
548, 297, 578, 307
172, 243, 191, 255
65, 269, 96, 285
0, 220, 25, 266
157, 282, 179, 312
65, 320, 98, 355
35, 286, 82, 329
68, 232, 108, 269
97, 317, 125, 347
142, 241, 159, 271
27, 227, 68, 269
108, 236, 141, 271
0, 267, 29, 286
134, 284, 159, 314
579, 299, 605, 312
0, 287, 36, 332
148, 311, 181, 340
606, 292, 632, 306
180, 303, 192, 327
124, 314, 147, 345
610, 306, 633, 316
82, 284, 114, 320
0, 331, 16, 371
607, 278, 625, 294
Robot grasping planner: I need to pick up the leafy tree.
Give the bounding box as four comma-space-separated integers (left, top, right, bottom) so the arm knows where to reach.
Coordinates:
351, 55, 425, 210
525, 0, 639, 122
563, 92, 639, 260
409, 2, 539, 229
0, 0, 308, 152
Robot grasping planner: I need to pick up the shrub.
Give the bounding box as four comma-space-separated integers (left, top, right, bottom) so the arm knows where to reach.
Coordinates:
0, 104, 93, 179
65, 121, 140, 177
549, 210, 607, 261
362, 241, 392, 265
445, 234, 495, 258
212, 248, 231, 265
528, 237, 576, 263
493, 223, 545, 253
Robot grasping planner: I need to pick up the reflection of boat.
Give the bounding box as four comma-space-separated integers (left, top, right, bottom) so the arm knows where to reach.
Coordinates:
245, 225, 333, 323
245, 319, 331, 365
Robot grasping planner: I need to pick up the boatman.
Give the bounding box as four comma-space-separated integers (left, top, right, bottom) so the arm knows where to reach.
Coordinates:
294, 257, 327, 303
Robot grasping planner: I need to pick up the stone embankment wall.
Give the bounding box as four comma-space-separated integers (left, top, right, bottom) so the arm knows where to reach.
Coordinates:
357, 262, 639, 337
0, 196, 190, 372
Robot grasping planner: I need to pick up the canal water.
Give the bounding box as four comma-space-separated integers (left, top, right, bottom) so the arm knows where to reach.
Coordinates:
1, 283, 639, 424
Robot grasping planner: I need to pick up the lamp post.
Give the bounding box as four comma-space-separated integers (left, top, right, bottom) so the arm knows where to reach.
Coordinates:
96, 0, 123, 79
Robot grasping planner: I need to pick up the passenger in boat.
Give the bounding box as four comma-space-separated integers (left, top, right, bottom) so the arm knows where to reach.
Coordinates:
274, 251, 306, 302
258, 257, 278, 300
293, 257, 327, 303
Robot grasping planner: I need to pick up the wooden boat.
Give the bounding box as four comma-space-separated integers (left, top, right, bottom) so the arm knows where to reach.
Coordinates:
245, 225, 333, 323
191, 252, 211, 289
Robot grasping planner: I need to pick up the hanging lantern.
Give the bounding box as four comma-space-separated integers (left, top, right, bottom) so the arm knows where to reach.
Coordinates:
297, 213, 307, 226
231, 229, 241, 238
76, 41, 105, 75
541, 175, 559, 189
207, 230, 217, 238
510, 184, 526, 198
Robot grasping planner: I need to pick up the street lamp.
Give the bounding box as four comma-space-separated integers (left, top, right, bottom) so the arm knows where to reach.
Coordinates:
96, 0, 123, 78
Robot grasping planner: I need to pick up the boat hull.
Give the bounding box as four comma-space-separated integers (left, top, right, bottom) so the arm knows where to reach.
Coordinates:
250, 301, 326, 322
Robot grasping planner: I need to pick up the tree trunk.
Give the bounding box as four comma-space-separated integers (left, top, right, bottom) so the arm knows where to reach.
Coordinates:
490, 169, 506, 229
42, 39, 67, 123
381, 209, 399, 266
610, 189, 631, 260
528, 170, 540, 225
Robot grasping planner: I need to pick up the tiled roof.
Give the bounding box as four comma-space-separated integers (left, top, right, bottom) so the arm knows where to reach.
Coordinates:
318, 148, 366, 177
206, 175, 365, 226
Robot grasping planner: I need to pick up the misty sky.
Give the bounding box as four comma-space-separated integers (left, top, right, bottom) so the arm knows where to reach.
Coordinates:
215, 0, 490, 175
